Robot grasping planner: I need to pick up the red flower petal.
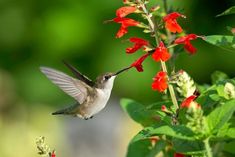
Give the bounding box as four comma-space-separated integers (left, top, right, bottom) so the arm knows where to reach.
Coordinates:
174, 153, 185, 157
152, 71, 168, 92
161, 105, 167, 112
163, 12, 185, 33
131, 53, 150, 72
184, 41, 197, 54
174, 34, 200, 54
51, 151, 56, 157
181, 95, 197, 108
126, 37, 149, 54
116, 6, 136, 18
113, 17, 140, 38
152, 41, 171, 62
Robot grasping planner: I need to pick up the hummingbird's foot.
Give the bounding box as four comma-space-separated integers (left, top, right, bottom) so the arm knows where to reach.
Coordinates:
84, 116, 93, 120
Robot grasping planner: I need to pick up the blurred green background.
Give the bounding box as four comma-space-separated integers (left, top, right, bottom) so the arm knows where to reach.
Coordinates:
0, 0, 235, 157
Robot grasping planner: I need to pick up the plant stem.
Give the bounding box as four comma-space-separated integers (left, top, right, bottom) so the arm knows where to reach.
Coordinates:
204, 138, 213, 157
138, 0, 179, 111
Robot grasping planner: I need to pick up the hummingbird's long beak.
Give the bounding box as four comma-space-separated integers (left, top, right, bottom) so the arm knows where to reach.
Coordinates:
113, 66, 132, 76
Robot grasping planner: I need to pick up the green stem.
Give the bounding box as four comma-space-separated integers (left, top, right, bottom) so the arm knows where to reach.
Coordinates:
204, 138, 213, 157
138, 0, 179, 111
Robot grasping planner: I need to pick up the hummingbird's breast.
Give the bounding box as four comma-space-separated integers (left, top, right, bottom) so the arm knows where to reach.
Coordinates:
79, 88, 112, 118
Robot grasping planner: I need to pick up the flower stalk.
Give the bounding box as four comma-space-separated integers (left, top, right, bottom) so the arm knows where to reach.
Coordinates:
204, 138, 213, 157
137, 0, 179, 111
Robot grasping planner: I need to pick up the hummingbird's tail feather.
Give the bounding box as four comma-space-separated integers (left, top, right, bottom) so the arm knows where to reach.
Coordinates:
52, 103, 79, 115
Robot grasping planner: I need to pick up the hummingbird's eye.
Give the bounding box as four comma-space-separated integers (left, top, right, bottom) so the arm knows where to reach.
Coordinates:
104, 75, 110, 80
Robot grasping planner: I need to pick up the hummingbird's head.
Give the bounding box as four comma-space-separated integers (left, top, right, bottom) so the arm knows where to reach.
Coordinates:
95, 67, 131, 89
96, 72, 116, 89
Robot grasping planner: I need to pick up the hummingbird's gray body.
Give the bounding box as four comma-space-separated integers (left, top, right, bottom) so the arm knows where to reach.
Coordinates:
40, 63, 119, 120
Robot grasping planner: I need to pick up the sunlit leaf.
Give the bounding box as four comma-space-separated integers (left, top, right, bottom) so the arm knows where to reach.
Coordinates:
131, 125, 196, 144
217, 6, 235, 17
206, 99, 235, 134
204, 35, 235, 52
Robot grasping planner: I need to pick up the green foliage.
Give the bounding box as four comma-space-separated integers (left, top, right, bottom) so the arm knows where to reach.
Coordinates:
206, 99, 235, 135
211, 71, 229, 84
204, 35, 235, 52
120, 98, 158, 127
126, 139, 166, 157
172, 139, 205, 155
216, 6, 235, 17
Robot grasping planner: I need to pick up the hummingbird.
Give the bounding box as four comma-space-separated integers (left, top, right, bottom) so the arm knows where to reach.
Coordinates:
40, 62, 130, 120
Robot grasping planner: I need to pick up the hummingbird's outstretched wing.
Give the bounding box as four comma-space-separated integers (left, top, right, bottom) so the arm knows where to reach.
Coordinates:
40, 67, 94, 104
63, 61, 95, 87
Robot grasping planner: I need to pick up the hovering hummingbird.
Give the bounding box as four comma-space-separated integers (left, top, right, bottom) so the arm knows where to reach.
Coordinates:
40, 62, 130, 120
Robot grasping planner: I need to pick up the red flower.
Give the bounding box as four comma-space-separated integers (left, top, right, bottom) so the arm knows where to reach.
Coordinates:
161, 105, 167, 112
152, 41, 171, 62
50, 151, 56, 157
181, 95, 200, 108
116, 6, 136, 18
163, 12, 186, 33
113, 17, 140, 38
174, 34, 203, 54
152, 71, 168, 92
174, 153, 185, 157
131, 53, 150, 72
126, 37, 149, 54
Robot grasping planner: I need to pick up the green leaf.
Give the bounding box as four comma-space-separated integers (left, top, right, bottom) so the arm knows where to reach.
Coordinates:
211, 71, 229, 84
131, 125, 196, 143
126, 140, 166, 157
206, 99, 235, 134
172, 138, 205, 155
120, 98, 158, 127
226, 128, 235, 138
223, 140, 235, 154
204, 35, 235, 52
217, 6, 235, 17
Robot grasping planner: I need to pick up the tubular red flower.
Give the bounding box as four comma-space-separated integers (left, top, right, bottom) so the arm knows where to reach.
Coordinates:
126, 37, 149, 54
116, 6, 136, 18
161, 105, 167, 112
152, 41, 171, 62
113, 17, 140, 38
174, 153, 185, 157
152, 71, 168, 92
131, 53, 150, 72
163, 12, 186, 33
181, 95, 201, 109
50, 151, 56, 157
174, 34, 201, 54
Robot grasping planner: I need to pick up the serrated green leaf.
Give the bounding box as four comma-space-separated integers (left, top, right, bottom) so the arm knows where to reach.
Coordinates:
131, 125, 196, 143
204, 35, 235, 52
126, 139, 166, 157
120, 98, 158, 127
206, 99, 235, 134
217, 6, 235, 17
